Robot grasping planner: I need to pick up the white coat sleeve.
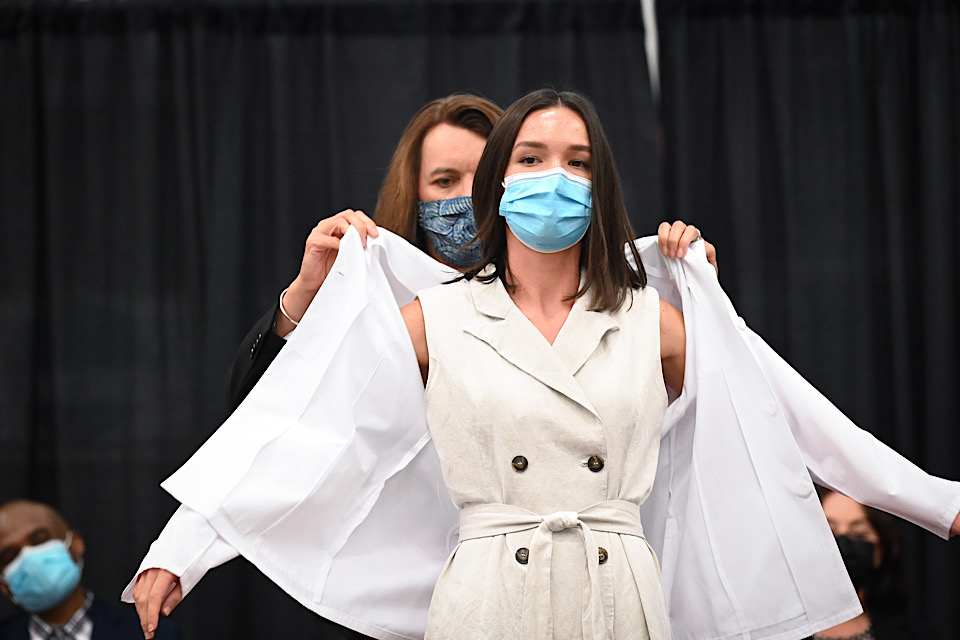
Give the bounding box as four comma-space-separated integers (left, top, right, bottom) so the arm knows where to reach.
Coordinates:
746, 328, 960, 539
120, 505, 239, 602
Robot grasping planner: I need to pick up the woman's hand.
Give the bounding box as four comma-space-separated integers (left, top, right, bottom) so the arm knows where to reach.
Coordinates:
657, 220, 719, 276
275, 209, 379, 335
951, 510, 960, 539
132, 568, 182, 639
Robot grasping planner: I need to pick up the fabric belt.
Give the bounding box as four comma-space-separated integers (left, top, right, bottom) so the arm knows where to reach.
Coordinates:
458, 499, 665, 640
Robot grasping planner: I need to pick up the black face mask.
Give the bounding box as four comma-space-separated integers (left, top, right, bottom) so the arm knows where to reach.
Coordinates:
835, 535, 877, 591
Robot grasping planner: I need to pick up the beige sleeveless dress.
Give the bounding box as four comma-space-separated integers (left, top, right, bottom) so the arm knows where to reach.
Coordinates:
417, 272, 671, 640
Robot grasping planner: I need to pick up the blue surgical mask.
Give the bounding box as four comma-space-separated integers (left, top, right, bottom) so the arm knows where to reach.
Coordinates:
2, 533, 82, 613
418, 196, 482, 268
498, 167, 593, 253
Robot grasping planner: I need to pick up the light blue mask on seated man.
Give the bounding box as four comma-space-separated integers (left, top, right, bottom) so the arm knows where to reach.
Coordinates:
2, 533, 82, 612
498, 167, 593, 253
418, 196, 483, 268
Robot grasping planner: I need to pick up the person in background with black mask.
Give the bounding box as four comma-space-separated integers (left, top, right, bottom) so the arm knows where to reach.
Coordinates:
0, 500, 183, 640
814, 488, 916, 640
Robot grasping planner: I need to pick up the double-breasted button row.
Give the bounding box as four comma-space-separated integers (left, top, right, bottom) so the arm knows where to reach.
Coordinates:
514, 547, 609, 564
511, 455, 604, 472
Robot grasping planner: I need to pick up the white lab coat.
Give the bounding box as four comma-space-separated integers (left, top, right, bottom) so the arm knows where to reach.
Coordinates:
123, 228, 960, 640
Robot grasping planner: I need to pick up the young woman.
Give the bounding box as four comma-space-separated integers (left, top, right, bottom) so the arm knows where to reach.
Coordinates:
399, 89, 684, 638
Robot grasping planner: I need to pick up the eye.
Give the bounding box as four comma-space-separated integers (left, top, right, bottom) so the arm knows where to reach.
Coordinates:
28, 531, 52, 546
569, 159, 590, 169
433, 176, 457, 188
519, 156, 538, 165
848, 525, 875, 542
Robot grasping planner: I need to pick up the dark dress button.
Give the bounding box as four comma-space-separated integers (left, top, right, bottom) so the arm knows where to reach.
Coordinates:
587, 455, 604, 472
512, 456, 529, 472
515, 548, 529, 564
598, 547, 609, 564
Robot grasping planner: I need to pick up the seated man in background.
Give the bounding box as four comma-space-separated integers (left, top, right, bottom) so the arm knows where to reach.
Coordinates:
0, 500, 183, 640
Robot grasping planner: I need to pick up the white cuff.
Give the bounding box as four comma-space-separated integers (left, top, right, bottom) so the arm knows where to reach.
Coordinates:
120, 504, 239, 602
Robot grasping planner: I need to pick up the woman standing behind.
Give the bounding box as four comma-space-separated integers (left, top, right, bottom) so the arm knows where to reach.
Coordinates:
227, 94, 500, 409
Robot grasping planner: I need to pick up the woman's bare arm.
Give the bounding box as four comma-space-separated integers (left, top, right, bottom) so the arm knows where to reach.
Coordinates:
659, 299, 686, 394
400, 299, 429, 383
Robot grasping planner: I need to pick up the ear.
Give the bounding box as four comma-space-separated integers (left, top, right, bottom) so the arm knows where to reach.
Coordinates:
68, 531, 86, 563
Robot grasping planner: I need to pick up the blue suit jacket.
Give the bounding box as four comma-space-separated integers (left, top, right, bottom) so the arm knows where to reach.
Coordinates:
0, 598, 183, 640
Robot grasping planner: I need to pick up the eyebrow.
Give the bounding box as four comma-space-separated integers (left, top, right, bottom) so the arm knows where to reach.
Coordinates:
28, 526, 51, 541
428, 168, 460, 176
513, 141, 592, 153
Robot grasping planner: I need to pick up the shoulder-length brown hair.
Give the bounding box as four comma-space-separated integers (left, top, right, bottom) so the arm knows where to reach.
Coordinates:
373, 94, 503, 249
463, 89, 645, 312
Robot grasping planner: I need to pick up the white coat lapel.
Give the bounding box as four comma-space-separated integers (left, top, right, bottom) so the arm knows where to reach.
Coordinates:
462, 273, 617, 419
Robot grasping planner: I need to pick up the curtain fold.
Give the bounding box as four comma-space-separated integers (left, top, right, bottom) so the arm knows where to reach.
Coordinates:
658, 1, 959, 635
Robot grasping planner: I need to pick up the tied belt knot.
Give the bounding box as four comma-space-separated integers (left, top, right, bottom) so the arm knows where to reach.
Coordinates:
543, 511, 580, 532
457, 500, 668, 640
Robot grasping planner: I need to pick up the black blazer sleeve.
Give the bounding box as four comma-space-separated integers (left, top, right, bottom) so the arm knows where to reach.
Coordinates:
226, 301, 287, 414
0, 612, 28, 640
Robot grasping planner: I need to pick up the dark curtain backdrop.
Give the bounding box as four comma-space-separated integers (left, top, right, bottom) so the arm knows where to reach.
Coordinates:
658, 0, 960, 635
3, 0, 960, 637
0, 1, 660, 638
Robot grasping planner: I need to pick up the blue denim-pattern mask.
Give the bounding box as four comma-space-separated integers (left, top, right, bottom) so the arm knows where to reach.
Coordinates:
498, 167, 593, 253
2, 533, 82, 613
418, 196, 482, 268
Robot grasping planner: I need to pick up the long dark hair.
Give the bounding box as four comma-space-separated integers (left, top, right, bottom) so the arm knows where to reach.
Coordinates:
462, 89, 645, 312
